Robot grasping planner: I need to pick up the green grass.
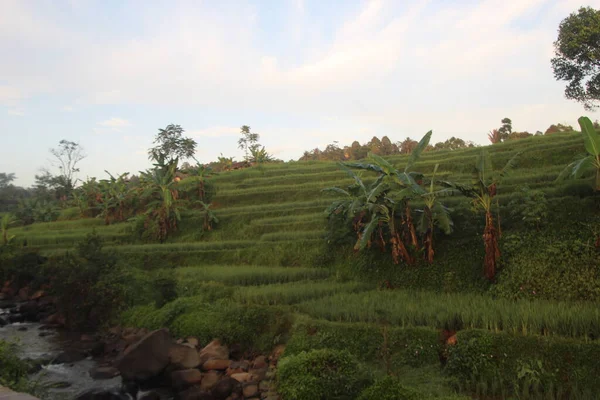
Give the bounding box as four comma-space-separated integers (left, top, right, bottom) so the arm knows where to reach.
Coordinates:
175, 265, 331, 286
233, 280, 374, 305
297, 290, 600, 340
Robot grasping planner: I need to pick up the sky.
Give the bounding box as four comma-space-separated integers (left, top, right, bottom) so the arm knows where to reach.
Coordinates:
1, 0, 600, 186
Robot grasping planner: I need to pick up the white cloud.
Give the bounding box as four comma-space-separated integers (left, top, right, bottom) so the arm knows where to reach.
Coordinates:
99, 117, 131, 129
7, 109, 25, 116
61, 105, 75, 112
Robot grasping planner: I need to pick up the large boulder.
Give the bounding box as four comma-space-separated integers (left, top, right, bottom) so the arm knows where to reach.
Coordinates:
178, 386, 215, 400
171, 369, 203, 390
115, 328, 172, 381
198, 340, 229, 365
169, 343, 201, 369
211, 377, 241, 400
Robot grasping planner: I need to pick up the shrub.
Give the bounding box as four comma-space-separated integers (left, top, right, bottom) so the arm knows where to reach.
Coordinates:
0, 340, 37, 394
48, 232, 129, 331
445, 330, 600, 398
277, 349, 371, 400
357, 377, 420, 400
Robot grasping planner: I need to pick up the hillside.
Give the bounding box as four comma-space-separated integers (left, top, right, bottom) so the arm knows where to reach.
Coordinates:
5, 131, 600, 399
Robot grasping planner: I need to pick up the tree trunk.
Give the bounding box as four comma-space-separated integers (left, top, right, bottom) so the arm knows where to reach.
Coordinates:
390, 232, 412, 265
424, 208, 434, 263
405, 203, 419, 251
483, 210, 500, 281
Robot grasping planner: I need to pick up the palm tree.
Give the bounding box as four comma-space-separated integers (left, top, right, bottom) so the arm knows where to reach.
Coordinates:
416, 164, 454, 263
558, 116, 600, 191
1, 213, 16, 246
140, 159, 181, 242
443, 150, 519, 280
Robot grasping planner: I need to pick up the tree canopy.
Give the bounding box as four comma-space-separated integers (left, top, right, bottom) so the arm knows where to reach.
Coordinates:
551, 7, 600, 111
148, 124, 197, 164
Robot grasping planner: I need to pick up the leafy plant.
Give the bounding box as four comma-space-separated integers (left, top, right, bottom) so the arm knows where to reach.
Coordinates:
1, 213, 16, 245
558, 116, 600, 190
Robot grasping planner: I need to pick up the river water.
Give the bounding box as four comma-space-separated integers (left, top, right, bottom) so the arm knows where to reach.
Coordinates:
0, 311, 122, 400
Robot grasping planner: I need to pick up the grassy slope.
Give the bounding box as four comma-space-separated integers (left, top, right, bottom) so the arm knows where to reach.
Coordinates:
11, 131, 600, 398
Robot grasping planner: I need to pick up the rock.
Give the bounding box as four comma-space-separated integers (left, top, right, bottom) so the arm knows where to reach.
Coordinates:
122, 333, 143, 346
42, 312, 65, 326
18, 287, 30, 301
186, 337, 199, 347
178, 386, 215, 400
53, 350, 87, 364
199, 370, 221, 391
248, 368, 267, 381
115, 328, 172, 381
202, 359, 230, 371
0, 317, 7, 326
229, 360, 249, 371
271, 344, 286, 362
51, 381, 72, 389
252, 356, 267, 370
138, 391, 161, 400
108, 326, 122, 336
30, 290, 46, 300
198, 340, 229, 365
211, 377, 241, 400
74, 388, 125, 400
258, 380, 270, 392
228, 344, 243, 361
90, 341, 106, 357
81, 334, 95, 341
90, 366, 120, 380
17, 326, 28, 331
242, 383, 259, 398
171, 369, 203, 390
230, 373, 253, 383
8, 314, 25, 323
170, 343, 201, 369
39, 331, 54, 337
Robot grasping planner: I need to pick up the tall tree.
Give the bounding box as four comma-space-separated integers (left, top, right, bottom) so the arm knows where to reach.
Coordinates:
498, 118, 512, 140
148, 124, 197, 164
551, 7, 600, 110
238, 126, 260, 161
50, 140, 86, 193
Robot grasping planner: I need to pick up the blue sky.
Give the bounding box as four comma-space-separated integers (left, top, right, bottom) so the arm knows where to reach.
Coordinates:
1, 0, 600, 186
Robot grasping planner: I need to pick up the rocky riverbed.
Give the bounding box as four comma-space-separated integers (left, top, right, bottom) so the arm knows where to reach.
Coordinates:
0, 292, 282, 400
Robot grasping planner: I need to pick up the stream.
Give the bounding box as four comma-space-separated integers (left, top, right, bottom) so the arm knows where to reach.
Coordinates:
0, 306, 122, 400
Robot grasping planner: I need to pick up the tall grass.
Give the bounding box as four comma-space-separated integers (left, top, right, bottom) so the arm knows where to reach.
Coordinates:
233, 280, 374, 305
297, 290, 600, 340
175, 265, 331, 286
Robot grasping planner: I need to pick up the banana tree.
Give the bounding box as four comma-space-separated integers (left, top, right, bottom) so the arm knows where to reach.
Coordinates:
443, 150, 519, 280
179, 162, 213, 203
345, 131, 432, 251
140, 160, 181, 242
416, 164, 454, 263
198, 201, 218, 231
558, 116, 600, 191
1, 213, 16, 245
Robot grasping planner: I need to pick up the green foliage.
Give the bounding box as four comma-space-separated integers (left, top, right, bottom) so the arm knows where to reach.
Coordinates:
148, 124, 197, 164
446, 330, 600, 398
558, 116, 600, 190
0, 340, 38, 394
297, 289, 600, 339
357, 377, 420, 400
277, 349, 371, 400
48, 232, 129, 331
506, 186, 548, 229
551, 7, 600, 111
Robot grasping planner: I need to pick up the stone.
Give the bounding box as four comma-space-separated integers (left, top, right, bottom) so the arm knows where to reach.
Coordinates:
30, 290, 46, 300
230, 373, 253, 383
242, 383, 259, 398
258, 380, 271, 392
39, 331, 54, 337
53, 350, 87, 364
115, 328, 172, 381
90, 341, 106, 358
74, 389, 124, 400
202, 359, 230, 371
169, 343, 201, 369
90, 366, 120, 380
211, 377, 241, 400
171, 369, 203, 390
229, 360, 249, 371
198, 340, 229, 365
42, 312, 65, 326
18, 287, 30, 301
138, 391, 161, 400
178, 386, 215, 400
248, 368, 267, 381
186, 337, 199, 347
271, 344, 286, 362
17, 326, 27, 331
199, 370, 221, 391
252, 356, 267, 370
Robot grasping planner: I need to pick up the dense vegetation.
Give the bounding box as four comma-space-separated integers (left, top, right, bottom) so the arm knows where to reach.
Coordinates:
1, 117, 600, 399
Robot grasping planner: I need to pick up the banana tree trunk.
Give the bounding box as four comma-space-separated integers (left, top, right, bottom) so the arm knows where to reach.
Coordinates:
405, 203, 419, 251
424, 207, 434, 263
483, 210, 500, 281
390, 232, 412, 265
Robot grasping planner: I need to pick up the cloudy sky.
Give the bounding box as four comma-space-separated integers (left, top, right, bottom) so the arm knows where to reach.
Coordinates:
1, 0, 599, 186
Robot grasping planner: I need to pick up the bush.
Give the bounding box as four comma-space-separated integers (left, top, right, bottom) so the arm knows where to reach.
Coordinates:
0, 340, 37, 394
445, 330, 600, 398
48, 232, 129, 331
277, 349, 371, 400
357, 377, 420, 400
285, 318, 440, 371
